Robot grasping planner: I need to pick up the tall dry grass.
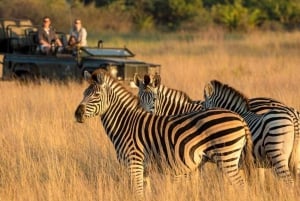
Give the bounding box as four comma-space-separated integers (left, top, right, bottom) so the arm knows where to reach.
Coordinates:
0, 30, 300, 201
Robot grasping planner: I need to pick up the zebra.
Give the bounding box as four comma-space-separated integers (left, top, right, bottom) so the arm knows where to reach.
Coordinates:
249, 97, 300, 180
134, 74, 157, 113
202, 80, 300, 185
75, 69, 254, 199
134, 73, 203, 115
134, 74, 300, 182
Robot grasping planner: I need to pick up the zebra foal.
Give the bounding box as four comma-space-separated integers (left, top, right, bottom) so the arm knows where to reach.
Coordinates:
203, 80, 299, 185
75, 69, 254, 199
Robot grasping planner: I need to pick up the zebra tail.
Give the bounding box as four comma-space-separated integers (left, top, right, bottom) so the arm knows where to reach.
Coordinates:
242, 121, 255, 183
288, 114, 300, 181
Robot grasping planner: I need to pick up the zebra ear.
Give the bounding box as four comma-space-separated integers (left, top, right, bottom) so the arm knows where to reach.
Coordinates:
144, 74, 151, 86
95, 72, 105, 85
84, 71, 92, 82
204, 82, 214, 98
133, 73, 141, 87
153, 73, 161, 87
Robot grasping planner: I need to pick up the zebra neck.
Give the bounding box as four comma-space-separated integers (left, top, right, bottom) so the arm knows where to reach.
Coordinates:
100, 84, 144, 140
214, 95, 250, 115
157, 85, 202, 115
159, 85, 194, 103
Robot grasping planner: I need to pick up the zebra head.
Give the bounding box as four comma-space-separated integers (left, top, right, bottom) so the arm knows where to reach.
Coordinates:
134, 73, 160, 113
203, 80, 250, 114
75, 70, 109, 123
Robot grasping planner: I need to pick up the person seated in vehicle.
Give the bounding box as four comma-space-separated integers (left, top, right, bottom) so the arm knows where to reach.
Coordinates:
69, 19, 87, 47
65, 35, 78, 55
68, 35, 77, 47
38, 16, 63, 54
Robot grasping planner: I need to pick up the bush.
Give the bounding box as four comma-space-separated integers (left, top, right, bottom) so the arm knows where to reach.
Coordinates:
211, 1, 265, 31
130, 0, 204, 31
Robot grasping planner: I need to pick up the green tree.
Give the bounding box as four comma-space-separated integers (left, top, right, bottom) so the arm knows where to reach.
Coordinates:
130, 0, 203, 30
241, 0, 300, 28
211, 0, 265, 31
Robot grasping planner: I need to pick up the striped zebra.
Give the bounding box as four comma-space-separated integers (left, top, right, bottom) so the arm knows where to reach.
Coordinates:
75, 69, 254, 199
134, 73, 203, 115
135, 74, 300, 181
249, 97, 300, 180
203, 80, 299, 185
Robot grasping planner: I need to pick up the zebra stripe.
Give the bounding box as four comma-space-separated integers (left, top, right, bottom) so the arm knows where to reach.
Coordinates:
75, 70, 254, 199
249, 97, 300, 179
134, 74, 203, 115
203, 80, 297, 184
135, 75, 300, 181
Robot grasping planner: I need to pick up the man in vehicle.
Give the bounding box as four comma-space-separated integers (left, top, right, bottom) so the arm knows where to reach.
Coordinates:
38, 16, 63, 54
68, 19, 87, 47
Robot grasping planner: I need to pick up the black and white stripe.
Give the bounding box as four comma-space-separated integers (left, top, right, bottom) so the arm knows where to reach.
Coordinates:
135, 75, 300, 182
75, 70, 254, 199
249, 97, 300, 179
134, 74, 203, 115
203, 80, 298, 184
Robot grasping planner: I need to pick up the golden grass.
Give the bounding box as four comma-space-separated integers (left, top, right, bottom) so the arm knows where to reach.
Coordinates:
0, 30, 300, 201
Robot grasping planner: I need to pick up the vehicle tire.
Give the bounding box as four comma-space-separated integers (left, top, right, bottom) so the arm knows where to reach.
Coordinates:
17, 72, 40, 84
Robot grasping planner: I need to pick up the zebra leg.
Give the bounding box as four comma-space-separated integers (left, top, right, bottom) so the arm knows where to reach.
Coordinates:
270, 155, 294, 184
218, 161, 245, 186
264, 123, 295, 185
128, 160, 145, 200
143, 162, 152, 198
265, 144, 294, 184
216, 150, 246, 186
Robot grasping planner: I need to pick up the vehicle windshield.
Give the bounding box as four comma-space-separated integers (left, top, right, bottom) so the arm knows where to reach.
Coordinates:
82, 47, 134, 57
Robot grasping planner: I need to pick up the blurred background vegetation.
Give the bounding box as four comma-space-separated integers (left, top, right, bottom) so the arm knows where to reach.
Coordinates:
0, 0, 300, 35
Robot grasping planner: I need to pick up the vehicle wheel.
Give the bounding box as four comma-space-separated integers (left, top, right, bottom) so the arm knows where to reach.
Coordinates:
17, 72, 40, 84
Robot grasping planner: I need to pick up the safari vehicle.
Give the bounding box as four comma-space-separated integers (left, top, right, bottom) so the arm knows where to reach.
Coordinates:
0, 18, 160, 86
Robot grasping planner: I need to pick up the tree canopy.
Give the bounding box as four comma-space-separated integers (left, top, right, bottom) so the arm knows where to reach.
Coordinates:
1, 0, 300, 32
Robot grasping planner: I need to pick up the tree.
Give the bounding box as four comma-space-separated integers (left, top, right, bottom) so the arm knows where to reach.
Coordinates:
130, 0, 203, 30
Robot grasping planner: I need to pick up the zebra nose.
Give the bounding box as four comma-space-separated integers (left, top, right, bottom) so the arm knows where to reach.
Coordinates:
75, 104, 86, 123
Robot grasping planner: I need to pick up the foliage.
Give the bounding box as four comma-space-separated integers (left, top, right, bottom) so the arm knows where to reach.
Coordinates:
128, 0, 204, 31
0, 0, 300, 32
211, 0, 266, 31
256, 0, 300, 28
202, 0, 235, 9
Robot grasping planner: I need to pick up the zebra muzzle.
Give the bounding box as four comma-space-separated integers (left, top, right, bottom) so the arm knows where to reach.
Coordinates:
75, 104, 86, 123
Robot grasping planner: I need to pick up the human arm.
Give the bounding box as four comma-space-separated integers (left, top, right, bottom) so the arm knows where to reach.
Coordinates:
49, 30, 63, 46
78, 28, 87, 46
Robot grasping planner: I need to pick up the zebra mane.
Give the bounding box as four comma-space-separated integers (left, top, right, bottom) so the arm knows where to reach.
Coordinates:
91, 69, 141, 106
159, 84, 195, 102
210, 80, 250, 110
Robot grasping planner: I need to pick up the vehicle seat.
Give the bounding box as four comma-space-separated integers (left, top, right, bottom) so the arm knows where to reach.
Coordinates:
27, 30, 40, 53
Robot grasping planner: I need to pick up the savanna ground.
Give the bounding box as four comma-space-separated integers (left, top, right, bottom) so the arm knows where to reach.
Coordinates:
0, 30, 300, 201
